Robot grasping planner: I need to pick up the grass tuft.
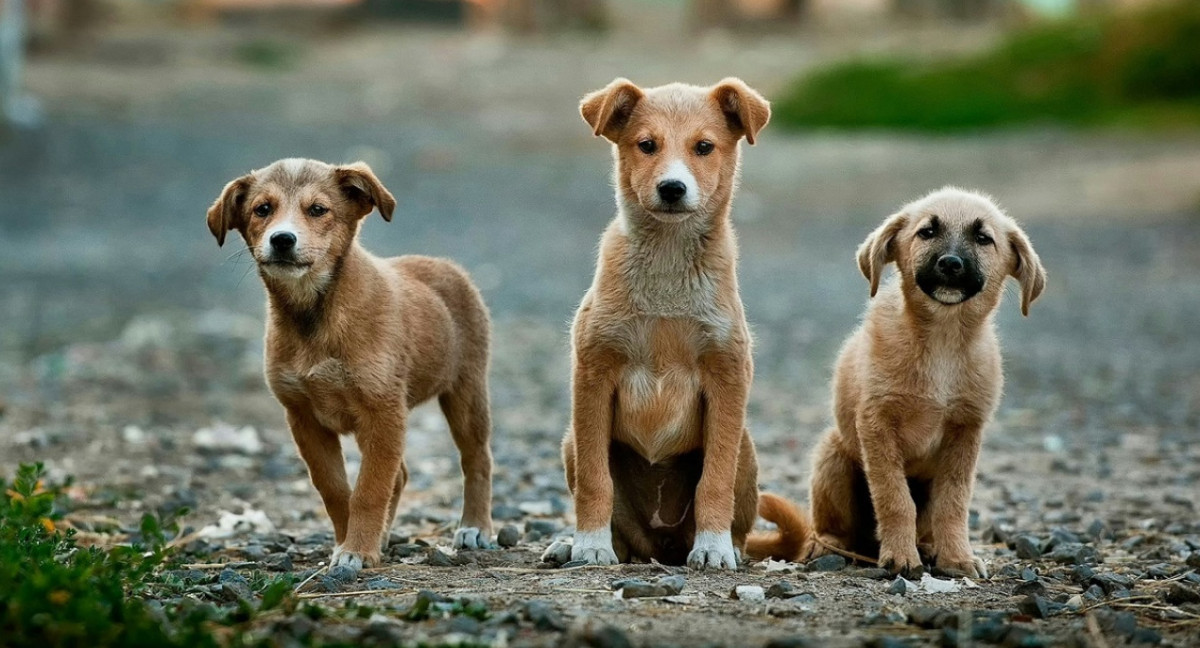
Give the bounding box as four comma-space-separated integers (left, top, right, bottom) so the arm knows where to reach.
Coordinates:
774, 2, 1200, 131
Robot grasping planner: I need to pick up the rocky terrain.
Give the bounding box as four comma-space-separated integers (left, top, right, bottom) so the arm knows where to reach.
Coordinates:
2, 19, 1199, 647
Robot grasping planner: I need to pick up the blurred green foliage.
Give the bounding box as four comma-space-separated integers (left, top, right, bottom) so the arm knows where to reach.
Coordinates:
775, 2, 1200, 131
0, 463, 291, 647
0, 463, 501, 647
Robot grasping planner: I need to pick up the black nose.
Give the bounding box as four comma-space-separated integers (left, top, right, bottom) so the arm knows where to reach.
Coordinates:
936, 255, 964, 276
657, 180, 687, 204
269, 231, 296, 252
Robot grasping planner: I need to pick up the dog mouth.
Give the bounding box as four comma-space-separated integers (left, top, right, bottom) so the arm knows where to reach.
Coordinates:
259, 259, 314, 275
917, 278, 984, 305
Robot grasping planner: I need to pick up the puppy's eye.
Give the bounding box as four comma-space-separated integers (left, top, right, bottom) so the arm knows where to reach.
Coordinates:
637, 139, 657, 155
695, 140, 714, 156
309, 204, 328, 217
975, 232, 994, 246
917, 226, 937, 240
253, 203, 271, 218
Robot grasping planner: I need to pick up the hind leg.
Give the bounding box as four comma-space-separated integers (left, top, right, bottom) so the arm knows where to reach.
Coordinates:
808, 431, 864, 560
383, 460, 410, 546
439, 377, 494, 550
731, 429, 760, 556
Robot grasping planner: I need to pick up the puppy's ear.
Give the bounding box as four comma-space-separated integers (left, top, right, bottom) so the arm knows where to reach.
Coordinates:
206, 175, 251, 247
336, 162, 396, 222
856, 212, 908, 297
580, 78, 644, 142
711, 78, 771, 145
1007, 227, 1046, 316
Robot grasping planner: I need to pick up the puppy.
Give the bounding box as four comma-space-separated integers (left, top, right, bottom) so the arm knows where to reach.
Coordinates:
547, 78, 770, 569
747, 187, 1046, 578
206, 158, 495, 570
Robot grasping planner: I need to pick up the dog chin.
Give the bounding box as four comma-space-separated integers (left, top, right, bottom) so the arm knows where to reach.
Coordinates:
260, 262, 313, 279
645, 208, 695, 223
929, 287, 972, 305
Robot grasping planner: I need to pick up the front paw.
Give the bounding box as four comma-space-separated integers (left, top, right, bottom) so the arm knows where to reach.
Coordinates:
570, 528, 618, 565
878, 543, 924, 579
330, 545, 377, 572
935, 551, 987, 579
687, 530, 738, 570
453, 526, 494, 550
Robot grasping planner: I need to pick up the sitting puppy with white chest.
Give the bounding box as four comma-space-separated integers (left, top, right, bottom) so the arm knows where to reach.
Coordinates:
747, 188, 1046, 578
547, 78, 771, 569
206, 158, 495, 570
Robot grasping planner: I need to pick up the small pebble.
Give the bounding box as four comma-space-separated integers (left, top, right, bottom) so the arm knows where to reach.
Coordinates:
614, 575, 686, 598
806, 554, 847, 572
765, 581, 794, 599
1165, 583, 1200, 605
263, 553, 293, 572
497, 524, 521, 548
522, 600, 565, 631
569, 625, 633, 648
1015, 535, 1042, 559
732, 585, 765, 602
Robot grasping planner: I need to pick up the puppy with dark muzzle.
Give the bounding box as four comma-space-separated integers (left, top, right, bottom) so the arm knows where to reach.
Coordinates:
747, 187, 1046, 578
206, 158, 495, 571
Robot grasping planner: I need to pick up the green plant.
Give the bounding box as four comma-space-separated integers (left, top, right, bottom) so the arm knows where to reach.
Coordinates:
774, 1, 1200, 131
0, 464, 296, 647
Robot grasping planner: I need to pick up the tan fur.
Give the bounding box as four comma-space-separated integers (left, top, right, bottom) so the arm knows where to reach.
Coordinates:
558, 78, 770, 569
747, 187, 1046, 577
206, 158, 494, 569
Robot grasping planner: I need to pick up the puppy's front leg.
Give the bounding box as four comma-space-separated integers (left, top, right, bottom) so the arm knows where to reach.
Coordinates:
690, 351, 749, 570
335, 406, 407, 571
568, 360, 619, 566
858, 405, 923, 576
929, 418, 986, 578
286, 407, 351, 544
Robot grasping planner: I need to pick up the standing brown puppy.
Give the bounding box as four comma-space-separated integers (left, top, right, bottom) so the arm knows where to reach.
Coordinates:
747, 188, 1046, 578
545, 78, 770, 569
206, 158, 495, 571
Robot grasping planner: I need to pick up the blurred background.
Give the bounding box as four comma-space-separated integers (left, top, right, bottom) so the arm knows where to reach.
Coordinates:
0, 0, 1197, 555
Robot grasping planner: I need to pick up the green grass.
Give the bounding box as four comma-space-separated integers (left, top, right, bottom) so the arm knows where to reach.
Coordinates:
0, 463, 504, 647
774, 2, 1200, 132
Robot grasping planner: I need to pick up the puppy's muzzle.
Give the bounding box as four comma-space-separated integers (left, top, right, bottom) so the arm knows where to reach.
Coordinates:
917, 252, 984, 304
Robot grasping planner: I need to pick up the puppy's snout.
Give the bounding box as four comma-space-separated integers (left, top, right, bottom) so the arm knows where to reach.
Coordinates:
936, 255, 964, 277
657, 180, 687, 204
270, 231, 297, 253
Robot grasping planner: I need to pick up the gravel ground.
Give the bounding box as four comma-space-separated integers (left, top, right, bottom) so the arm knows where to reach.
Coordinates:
2, 21, 1200, 648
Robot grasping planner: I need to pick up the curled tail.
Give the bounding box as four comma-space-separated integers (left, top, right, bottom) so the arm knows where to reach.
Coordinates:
744, 492, 811, 562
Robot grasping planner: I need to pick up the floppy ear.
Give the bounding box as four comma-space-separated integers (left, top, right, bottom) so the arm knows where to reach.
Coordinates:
336, 162, 396, 222
580, 78, 644, 142
206, 175, 251, 247
856, 212, 908, 298
1007, 227, 1046, 316
710, 77, 771, 145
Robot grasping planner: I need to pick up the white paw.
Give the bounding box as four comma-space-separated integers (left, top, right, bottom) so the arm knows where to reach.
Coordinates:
453, 526, 493, 550
687, 530, 738, 570
570, 528, 618, 566
330, 545, 365, 572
